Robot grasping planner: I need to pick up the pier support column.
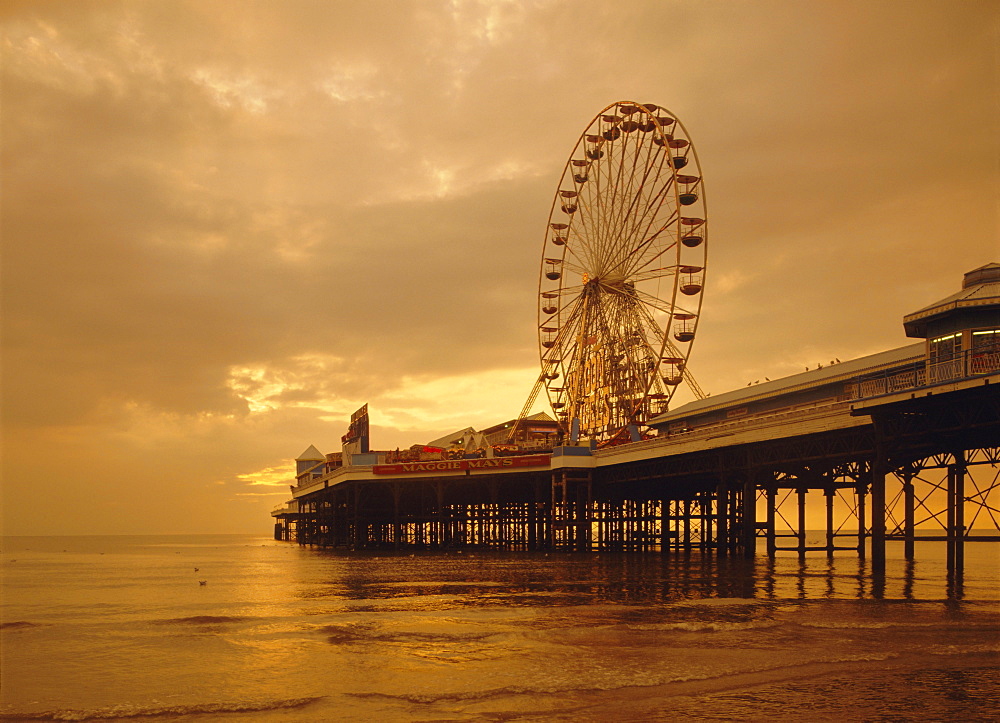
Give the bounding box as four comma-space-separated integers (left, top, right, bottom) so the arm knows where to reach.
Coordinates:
570, 471, 593, 552
825, 487, 836, 559
716, 480, 729, 557
683, 498, 693, 552
947, 450, 966, 574
870, 471, 886, 573
350, 485, 363, 550
902, 469, 915, 561
870, 421, 887, 574
700, 492, 714, 552
531, 494, 541, 551
796, 488, 807, 560
434, 481, 447, 548
765, 486, 777, 558
392, 483, 402, 550
857, 478, 867, 560
742, 478, 756, 558
550, 473, 563, 549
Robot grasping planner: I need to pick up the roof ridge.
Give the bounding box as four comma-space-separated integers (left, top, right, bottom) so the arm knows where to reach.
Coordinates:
296, 444, 325, 461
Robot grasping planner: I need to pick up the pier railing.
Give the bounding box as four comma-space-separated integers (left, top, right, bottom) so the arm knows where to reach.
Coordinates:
604, 397, 854, 456
851, 348, 999, 400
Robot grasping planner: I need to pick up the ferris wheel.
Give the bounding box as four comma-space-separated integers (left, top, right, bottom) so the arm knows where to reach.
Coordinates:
537, 101, 708, 446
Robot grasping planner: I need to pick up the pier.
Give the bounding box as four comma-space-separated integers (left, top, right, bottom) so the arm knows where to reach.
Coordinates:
273, 264, 1000, 575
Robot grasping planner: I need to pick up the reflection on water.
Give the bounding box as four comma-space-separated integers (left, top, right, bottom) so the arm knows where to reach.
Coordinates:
297, 541, 998, 606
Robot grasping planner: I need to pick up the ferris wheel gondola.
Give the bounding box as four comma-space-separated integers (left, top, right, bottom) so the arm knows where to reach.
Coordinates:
537, 101, 708, 446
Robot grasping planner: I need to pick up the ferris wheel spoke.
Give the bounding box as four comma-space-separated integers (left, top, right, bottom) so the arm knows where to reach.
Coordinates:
553, 282, 585, 298
588, 129, 645, 273
578, 158, 616, 272
606, 132, 658, 272
618, 133, 672, 244
632, 288, 680, 316
633, 287, 699, 320
629, 265, 682, 284
561, 256, 589, 279
602, 132, 648, 258
565, 200, 602, 270
618, 215, 681, 279
616, 147, 669, 258
626, 180, 678, 255
624, 252, 673, 285
594, 162, 679, 281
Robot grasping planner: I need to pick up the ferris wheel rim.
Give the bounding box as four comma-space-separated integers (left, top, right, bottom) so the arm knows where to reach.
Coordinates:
537, 100, 707, 445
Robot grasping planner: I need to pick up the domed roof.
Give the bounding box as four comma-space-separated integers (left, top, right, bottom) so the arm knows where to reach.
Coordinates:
903, 263, 1000, 338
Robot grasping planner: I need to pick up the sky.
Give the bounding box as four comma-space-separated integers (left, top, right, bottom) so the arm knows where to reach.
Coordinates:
2, 0, 997, 535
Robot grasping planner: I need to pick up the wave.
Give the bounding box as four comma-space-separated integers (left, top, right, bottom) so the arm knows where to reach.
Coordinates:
0, 620, 41, 630
321, 622, 497, 645
800, 620, 997, 630
672, 597, 774, 607
626, 619, 781, 633
0, 696, 324, 721
348, 676, 666, 705
349, 651, 910, 706
151, 615, 248, 625
928, 642, 1000, 656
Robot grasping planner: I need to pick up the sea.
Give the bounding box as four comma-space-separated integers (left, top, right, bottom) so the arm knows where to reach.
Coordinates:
1, 534, 998, 722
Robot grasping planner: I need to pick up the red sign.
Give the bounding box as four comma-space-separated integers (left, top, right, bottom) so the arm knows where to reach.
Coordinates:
372, 454, 551, 475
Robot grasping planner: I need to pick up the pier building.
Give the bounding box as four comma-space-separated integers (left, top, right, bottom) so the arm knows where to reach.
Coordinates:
272, 264, 1000, 574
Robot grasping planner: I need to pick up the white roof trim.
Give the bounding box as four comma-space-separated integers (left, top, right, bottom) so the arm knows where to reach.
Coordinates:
650, 342, 924, 425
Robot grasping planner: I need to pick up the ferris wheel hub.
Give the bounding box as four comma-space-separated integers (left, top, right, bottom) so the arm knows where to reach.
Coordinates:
595, 272, 627, 288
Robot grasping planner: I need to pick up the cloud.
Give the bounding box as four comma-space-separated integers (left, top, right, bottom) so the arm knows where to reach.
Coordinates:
2, 0, 996, 534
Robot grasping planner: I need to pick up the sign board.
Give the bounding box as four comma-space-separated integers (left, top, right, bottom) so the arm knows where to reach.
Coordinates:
342, 403, 370, 454
372, 454, 550, 475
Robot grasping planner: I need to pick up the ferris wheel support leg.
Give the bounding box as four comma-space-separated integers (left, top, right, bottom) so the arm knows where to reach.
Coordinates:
509, 375, 548, 443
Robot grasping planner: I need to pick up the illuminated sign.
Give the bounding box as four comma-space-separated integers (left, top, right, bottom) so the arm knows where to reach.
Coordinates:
372, 454, 550, 475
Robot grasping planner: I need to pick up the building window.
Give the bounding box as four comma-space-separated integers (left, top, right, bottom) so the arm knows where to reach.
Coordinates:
972, 329, 1000, 352
929, 333, 962, 364
972, 329, 1000, 374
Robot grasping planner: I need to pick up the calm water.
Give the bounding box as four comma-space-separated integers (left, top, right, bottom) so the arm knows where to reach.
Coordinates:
1, 534, 998, 722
